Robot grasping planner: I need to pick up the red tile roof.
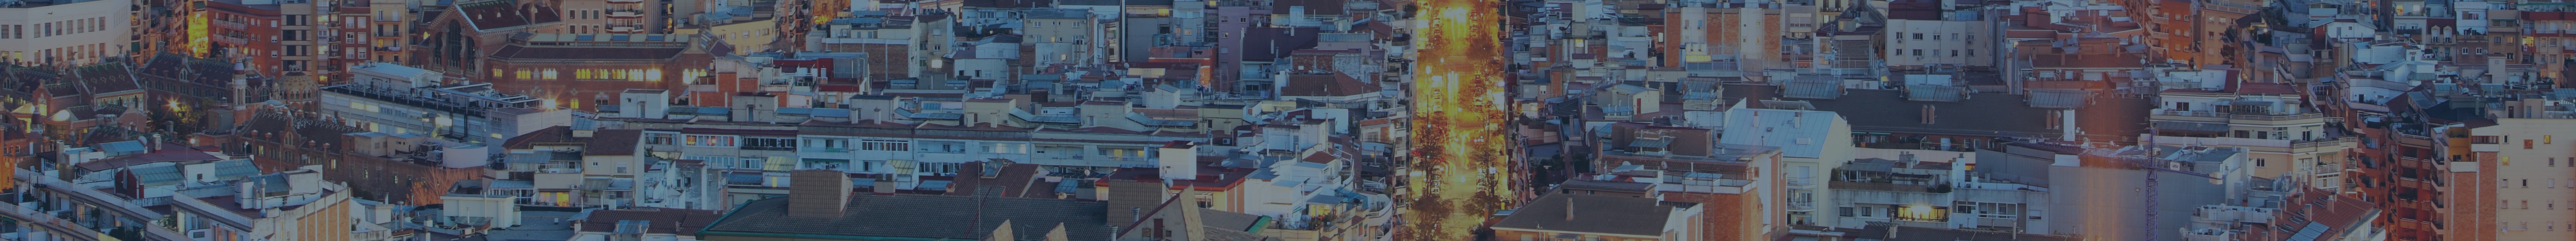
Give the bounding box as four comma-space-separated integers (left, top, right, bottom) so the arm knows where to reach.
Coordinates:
490, 46, 686, 60
455, 0, 561, 31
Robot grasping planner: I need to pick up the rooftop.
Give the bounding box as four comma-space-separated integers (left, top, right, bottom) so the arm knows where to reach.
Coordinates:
1489, 194, 1678, 236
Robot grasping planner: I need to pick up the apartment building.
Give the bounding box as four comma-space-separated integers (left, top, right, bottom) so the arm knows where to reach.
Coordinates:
1880, 0, 1992, 69
164, 169, 356, 241
0, 0, 131, 66
206, 0, 331, 78
2143, 83, 2353, 191
361, 0, 409, 63
808, 11, 920, 81
1589, 122, 1788, 241
325, 62, 568, 144
557, 0, 669, 35
479, 33, 710, 112
2458, 118, 2576, 239
1716, 106, 1851, 227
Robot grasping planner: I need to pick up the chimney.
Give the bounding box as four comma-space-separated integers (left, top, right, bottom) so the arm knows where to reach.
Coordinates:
1180, 187, 1207, 241
1564, 197, 1576, 221
786, 170, 854, 217
872, 175, 896, 195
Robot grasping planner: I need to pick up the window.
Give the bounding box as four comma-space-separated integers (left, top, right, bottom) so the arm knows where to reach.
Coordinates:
741, 158, 767, 170
644, 133, 676, 145
2255, 158, 2267, 168
683, 134, 739, 147
743, 138, 797, 151
1839, 207, 1854, 217
983, 143, 1027, 154
860, 139, 910, 151
917, 162, 959, 175
918, 141, 965, 153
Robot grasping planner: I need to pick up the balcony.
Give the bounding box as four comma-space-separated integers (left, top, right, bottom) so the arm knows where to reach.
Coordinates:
608, 26, 644, 34
740, 146, 795, 151
2292, 137, 2355, 151
213, 34, 250, 45
1788, 200, 1818, 211
2153, 110, 2232, 123
2230, 112, 2325, 121
213, 20, 247, 30
1786, 177, 1818, 189
1829, 181, 1945, 193
606, 0, 643, 3
607, 10, 644, 18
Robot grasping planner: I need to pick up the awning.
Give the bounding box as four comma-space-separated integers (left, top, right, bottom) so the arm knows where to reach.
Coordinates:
726, 173, 763, 185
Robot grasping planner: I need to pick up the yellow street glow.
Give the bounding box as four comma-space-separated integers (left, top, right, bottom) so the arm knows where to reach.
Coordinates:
1397, 0, 1514, 239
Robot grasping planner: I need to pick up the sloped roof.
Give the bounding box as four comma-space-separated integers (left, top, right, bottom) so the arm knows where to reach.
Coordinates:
1490, 194, 1674, 236
490, 46, 686, 60
583, 129, 642, 156
73, 63, 141, 95
455, 0, 561, 31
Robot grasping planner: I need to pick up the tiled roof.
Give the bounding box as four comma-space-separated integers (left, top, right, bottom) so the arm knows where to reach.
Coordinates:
1490, 194, 1675, 236
700, 194, 1111, 241
502, 126, 574, 150
455, 0, 560, 31
490, 45, 687, 60
73, 63, 141, 95
583, 129, 642, 156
